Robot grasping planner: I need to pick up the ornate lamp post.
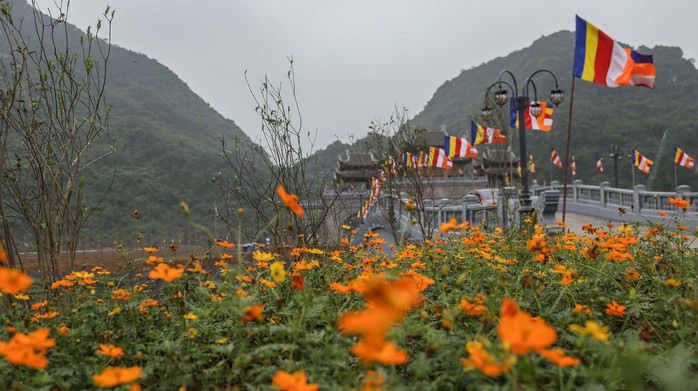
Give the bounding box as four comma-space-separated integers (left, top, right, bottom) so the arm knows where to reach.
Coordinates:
481, 69, 563, 218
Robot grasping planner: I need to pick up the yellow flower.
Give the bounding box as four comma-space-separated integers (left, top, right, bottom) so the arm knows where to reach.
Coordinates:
270, 261, 286, 283
665, 278, 681, 287
569, 321, 610, 343
108, 307, 122, 316
252, 251, 274, 262
183, 313, 198, 320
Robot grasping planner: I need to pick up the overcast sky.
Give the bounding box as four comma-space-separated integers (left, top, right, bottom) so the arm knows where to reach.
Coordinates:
35, 0, 698, 150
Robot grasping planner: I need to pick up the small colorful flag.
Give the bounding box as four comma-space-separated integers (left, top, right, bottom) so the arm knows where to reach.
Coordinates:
675, 147, 695, 169
573, 15, 656, 88
444, 136, 478, 158
529, 155, 536, 174
634, 150, 653, 174
510, 99, 554, 131
470, 120, 506, 145
517, 162, 522, 178
596, 151, 604, 172
571, 155, 577, 176
551, 149, 563, 168
428, 147, 453, 169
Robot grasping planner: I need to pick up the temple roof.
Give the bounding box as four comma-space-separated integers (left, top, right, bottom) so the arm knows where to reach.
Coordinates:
338, 151, 380, 169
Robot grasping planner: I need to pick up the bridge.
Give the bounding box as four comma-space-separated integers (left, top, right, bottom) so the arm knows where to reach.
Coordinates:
348, 179, 698, 246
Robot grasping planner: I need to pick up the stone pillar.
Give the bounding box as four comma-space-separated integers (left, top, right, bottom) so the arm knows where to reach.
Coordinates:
600, 181, 611, 207
572, 179, 583, 203
634, 184, 646, 212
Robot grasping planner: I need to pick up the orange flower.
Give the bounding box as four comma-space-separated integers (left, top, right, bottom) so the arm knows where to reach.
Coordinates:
0, 328, 55, 369
96, 343, 124, 358
0, 267, 33, 294
538, 348, 580, 367
148, 263, 184, 282
292, 272, 305, 291
329, 282, 352, 294
460, 341, 512, 376
271, 370, 319, 391
668, 197, 689, 210
143, 247, 158, 253
356, 370, 384, 391
242, 304, 264, 323
350, 340, 408, 365
277, 185, 305, 218
605, 300, 626, 317
186, 260, 206, 274
624, 268, 641, 280
497, 298, 557, 355
215, 239, 235, 248
92, 366, 144, 388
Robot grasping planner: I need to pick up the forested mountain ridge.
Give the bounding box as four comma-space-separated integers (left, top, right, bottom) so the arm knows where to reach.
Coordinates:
409, 31, 698, 191
2, 1, 255, 248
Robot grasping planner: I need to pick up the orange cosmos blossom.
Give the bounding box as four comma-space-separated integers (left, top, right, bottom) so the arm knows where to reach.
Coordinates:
0, 267, 33, 294
0, 328, 55, 370
605, 300, 626, 317
497, 298, 557, 355
668, 197, 689, 210
350, 340, 408, 365
148, 263, 184, 282
460, 341, 513, 377
277, 184, 304, 218
242, 304, 264, 323
271, 370, 319, 391
143, 247, 158, 253
92, 366, 144, 388
215, 239, 235, 248
537, 348, 580, 367
96, 343, 124, 358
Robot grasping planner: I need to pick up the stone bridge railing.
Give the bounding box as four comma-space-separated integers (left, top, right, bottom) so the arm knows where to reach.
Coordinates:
531, 180, 698, 229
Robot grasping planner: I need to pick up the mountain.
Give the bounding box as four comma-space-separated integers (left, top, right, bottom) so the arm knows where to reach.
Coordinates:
2, 1, 256, 248
409, 31, 698, 191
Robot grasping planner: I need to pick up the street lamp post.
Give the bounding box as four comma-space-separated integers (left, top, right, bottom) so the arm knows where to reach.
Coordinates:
480, 69, 563, 219
609, 145, 622, 187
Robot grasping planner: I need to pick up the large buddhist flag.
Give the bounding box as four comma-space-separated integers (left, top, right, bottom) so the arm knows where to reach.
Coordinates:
510, 99, 554, 131
634, 150, 653, 174
470, 121, 506, 145
551, 149, 563, 168
429, 147, 453, 169
574, 15, 656, 88
675, 147, 695, 169
444, 136, 478, 158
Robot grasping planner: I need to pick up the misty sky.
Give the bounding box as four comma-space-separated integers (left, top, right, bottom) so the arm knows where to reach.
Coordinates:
35, 0, 698, 150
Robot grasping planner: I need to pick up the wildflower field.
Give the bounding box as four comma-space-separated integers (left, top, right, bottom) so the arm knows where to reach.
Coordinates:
1, 195, 698, 389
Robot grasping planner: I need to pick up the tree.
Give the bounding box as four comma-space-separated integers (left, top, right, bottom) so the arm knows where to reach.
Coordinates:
0, 0, 115, 282
217, 59, 340, 248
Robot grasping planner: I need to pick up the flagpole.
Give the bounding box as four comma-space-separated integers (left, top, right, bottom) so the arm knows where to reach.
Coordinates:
561, 77, 576, 223
674, 161, 678, 190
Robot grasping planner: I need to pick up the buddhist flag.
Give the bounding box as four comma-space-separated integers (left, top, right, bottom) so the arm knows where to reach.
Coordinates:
596, 151, 604, 172
470, 120, 506, 145
675, 147, 695, 169
429, 147, 453, 169
634, 150, 653, 174
573, 15, 656, 88
444, 136, 478, 158
529, 155, 536, 174
510, 99, 554, 131
571, 155, 577, 176
551, 149, 563, 168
